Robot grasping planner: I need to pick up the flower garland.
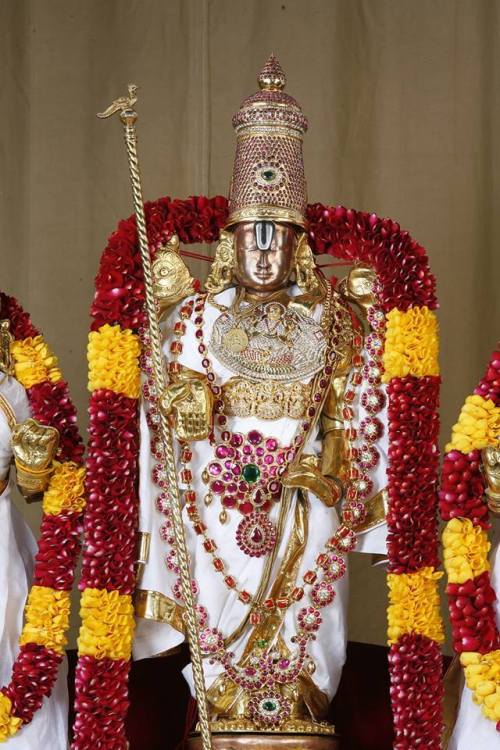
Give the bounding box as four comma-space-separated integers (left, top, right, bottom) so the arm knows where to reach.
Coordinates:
440, 344, 500, 731
73, 196, 442, 749
0, 293, 84, 743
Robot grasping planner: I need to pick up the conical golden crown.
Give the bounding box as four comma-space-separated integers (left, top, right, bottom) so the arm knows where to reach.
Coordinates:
227, 55, 308, 228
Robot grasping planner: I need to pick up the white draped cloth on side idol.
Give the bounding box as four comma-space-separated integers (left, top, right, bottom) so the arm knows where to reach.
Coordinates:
0, 374, 68, 749
449, 519, 499, 750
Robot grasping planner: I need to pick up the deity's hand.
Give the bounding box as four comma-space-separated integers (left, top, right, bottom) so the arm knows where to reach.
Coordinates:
160, 382, 191, 416
282, 454, 342, 507
160, 368, 214, 442
12, 418, 59, 498
339, 265, 378, 318
482, 444, 500, 515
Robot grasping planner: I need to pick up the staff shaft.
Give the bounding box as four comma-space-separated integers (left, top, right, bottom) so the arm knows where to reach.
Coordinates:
111, 103, 212, 750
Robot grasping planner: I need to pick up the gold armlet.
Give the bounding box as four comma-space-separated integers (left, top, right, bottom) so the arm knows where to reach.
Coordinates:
15, 460, 53, 495
486, 490, 500, 516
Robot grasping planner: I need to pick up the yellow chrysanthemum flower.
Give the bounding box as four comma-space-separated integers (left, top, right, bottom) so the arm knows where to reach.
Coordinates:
387, 567, 444, 645
77, 588, 135, 661
382, 306, 439, 382
43, 461, 86, 515
10, 336, 62, 389
0, 693, 21, 742
445, 394, 500, 453
442, 518, 490, 584
20, 586, 70, 654
87, 325, 140, 399
461, 651, 500, 722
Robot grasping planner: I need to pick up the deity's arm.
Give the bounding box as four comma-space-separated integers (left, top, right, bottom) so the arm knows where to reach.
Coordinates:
282, 335, 353, 508
320, 346, 352, 486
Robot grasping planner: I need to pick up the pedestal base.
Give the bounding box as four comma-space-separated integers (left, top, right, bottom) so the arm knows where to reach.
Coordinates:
186, 730, 340, 750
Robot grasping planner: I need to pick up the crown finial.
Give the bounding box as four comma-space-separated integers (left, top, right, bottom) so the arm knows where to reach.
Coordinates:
258, 54, 286, 91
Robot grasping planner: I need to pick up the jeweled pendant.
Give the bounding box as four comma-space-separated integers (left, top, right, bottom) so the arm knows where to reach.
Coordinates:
248, 689, 291, 728
235, 511, 276, 557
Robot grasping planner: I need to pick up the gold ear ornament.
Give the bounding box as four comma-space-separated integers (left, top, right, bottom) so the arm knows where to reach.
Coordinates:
205, 229, 236, 294
293, 233, 322, 295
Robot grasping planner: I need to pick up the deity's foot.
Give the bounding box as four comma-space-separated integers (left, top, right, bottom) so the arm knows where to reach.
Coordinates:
187, 720, 340, 750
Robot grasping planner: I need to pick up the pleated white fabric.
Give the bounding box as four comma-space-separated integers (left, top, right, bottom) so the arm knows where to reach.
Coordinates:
448, 520, 500, 750
0, 374, 68, 749
133, 288, 388, 704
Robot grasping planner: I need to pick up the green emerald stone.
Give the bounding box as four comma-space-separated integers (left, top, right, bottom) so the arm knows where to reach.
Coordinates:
257, 639, 268, 648
262, 169, 275, 181
262, 700, 277, 712
242, 463, 260, 483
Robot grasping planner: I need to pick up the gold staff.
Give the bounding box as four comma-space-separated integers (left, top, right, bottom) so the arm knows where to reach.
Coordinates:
98, 84, 213, 750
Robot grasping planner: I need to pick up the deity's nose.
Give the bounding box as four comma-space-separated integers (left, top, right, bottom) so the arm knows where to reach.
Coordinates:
257, 250, 271, 270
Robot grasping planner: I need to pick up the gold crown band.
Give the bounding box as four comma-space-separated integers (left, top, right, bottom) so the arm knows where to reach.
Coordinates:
226, 205, 307, 229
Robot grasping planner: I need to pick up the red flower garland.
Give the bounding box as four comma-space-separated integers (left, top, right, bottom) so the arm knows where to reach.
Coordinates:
440, 345, 500, 729
0, 293, 84, 733
386, 375, 441, 574
81, 389, 139, 594
74, 196, 441, 749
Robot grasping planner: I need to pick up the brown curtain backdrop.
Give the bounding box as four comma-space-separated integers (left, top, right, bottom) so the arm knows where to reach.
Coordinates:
1, 0, 499, 649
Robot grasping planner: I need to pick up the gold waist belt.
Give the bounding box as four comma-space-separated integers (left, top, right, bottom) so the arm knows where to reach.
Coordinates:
222, 377, 312, 420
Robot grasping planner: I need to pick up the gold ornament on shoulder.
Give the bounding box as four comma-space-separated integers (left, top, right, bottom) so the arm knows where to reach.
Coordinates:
152, 234, 194, 309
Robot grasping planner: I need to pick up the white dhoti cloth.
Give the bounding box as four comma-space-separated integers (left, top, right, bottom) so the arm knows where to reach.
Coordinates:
133, 289, 388, 706
0, 375, 68, 749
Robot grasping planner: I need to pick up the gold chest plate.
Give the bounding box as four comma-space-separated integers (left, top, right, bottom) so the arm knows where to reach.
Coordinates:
210, 300, 327, 383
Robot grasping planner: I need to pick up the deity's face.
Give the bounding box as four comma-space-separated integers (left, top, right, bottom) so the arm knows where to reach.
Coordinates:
233, 221, 295, 295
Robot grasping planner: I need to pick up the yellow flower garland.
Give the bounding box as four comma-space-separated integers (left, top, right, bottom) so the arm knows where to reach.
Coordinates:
0, 694, 22, 743
460, 651, 500, 723
77, 588, 135, 661
87, 324, 141, 399
382, 306, 439, 381
445, 394, 500, 454
42, 461, 86, 515
19, 586, 71, 654
387, 567, 444, 645
10, 336, 62, 389
442, 517, 490, 584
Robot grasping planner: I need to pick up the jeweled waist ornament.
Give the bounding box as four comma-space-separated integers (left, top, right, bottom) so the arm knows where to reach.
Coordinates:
78, 53, 442, 750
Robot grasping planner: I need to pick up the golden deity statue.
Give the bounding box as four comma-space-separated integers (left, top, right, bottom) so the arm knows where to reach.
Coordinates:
134, 56, 389, 749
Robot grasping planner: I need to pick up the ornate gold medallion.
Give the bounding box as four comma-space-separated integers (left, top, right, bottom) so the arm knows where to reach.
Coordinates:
223, 327, 249, 354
